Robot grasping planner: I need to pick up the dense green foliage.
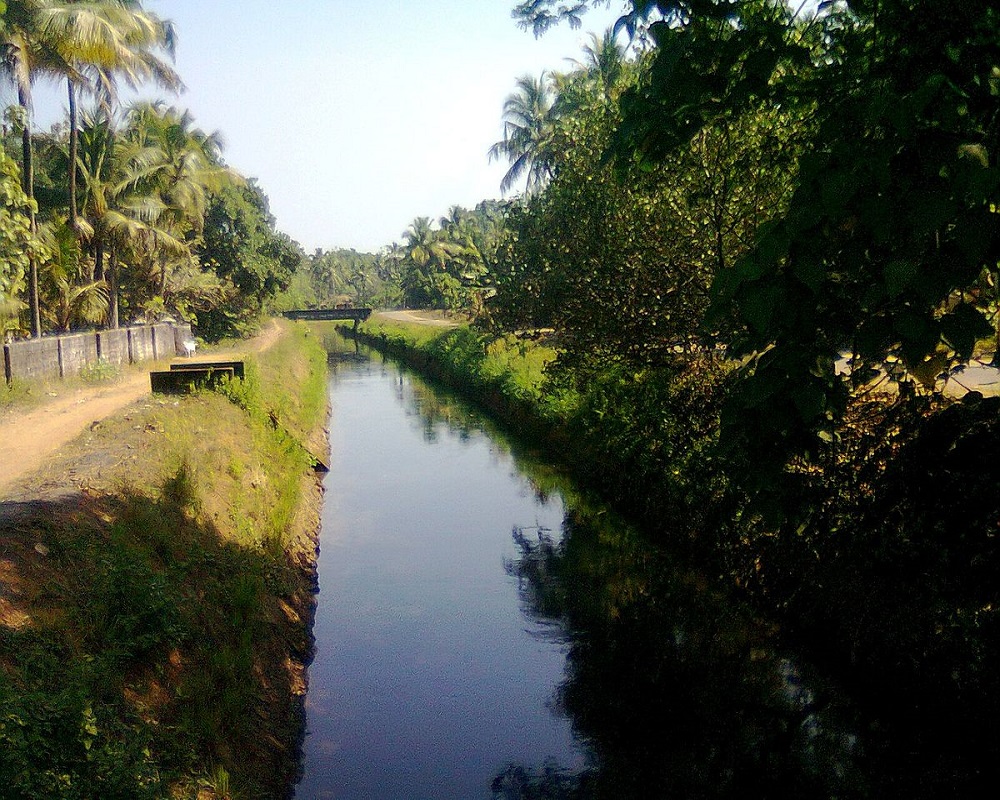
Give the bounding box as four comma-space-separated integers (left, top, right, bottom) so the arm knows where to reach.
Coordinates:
489, 2, 1000, 737
490, 48, 804, 370
359, 318, 562, 414
0, 142, 38, 333
195, 181, 301, 340
397, 202, 504, 311
0, 1, 304, 341
507, 1, 1000, 476
289, 247, 399, 311
277, 201, 507, 315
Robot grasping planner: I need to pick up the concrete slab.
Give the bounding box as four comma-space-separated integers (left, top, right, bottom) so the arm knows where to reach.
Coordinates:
128, 327, 154, 363
96, 329, 130, 366
5, 337, 61, 382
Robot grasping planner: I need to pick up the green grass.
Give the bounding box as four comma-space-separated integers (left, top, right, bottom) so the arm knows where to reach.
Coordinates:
354, 318, 571, 419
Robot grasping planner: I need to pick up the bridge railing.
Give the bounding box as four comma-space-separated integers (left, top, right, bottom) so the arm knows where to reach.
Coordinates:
283, 308, 372, 322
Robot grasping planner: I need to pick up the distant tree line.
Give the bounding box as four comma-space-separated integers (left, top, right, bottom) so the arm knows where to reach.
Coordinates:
293, 201, 506, 315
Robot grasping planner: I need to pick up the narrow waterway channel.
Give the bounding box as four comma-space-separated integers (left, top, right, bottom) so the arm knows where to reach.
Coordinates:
294, 345, 869, 799
295, 350, 584, 799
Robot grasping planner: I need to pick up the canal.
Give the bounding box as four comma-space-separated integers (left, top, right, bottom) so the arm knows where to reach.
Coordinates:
294, 346, 867, 799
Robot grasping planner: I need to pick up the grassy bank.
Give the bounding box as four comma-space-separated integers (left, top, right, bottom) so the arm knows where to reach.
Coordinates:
348, 316, 1000, 791
352, 317, 566, 426
0, 320, 328, 799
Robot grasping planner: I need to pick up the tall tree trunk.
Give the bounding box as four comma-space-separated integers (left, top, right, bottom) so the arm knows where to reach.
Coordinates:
94, 241, 105, 283
19, 87, 41, 339
158, 252, 169, 296
67, 79, 79, 231
109, 249, 120, 329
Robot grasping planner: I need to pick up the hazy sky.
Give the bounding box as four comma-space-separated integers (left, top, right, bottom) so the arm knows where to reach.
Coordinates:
20, 0, 626, 254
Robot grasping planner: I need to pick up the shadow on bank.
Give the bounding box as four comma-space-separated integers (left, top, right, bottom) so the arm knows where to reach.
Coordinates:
0, 482, 313, 800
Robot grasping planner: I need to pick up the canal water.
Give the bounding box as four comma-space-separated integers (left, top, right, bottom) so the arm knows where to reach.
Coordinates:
295, 347, 868, 799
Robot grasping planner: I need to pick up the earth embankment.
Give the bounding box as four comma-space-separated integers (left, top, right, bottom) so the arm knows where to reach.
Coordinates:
0, 319, 327, 799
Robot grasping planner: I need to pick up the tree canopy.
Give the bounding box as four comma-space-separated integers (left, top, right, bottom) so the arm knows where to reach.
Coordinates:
502, 0, 1000, 476
0, 1, 304, 341
0, 143, 39, 335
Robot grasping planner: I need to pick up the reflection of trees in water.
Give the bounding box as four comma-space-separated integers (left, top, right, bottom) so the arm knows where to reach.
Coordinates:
326, 342, 867, 797
402, 381, 590, 511
325, 337, 472, 444
398, 375, 565, 505
498, 510, 869, 800
324, 328, 361, 356
330, 341, 570, 507
492, 761, 593, 800
402, 376, 480, 444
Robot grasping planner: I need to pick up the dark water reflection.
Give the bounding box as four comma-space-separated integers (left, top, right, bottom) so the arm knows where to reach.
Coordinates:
297, 345, 867, 799
499, 516, 866, 799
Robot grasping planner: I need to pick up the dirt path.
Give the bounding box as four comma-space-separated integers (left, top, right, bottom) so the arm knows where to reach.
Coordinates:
0, 320, 284, 496
376, 309, 461, 327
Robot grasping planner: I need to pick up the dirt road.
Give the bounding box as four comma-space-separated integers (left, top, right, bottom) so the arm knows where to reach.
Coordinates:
0, 320, 284, 496
376, 310, 460, 327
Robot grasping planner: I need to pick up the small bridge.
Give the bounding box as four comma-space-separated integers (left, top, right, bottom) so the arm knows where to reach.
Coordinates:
284, 308, 373, 329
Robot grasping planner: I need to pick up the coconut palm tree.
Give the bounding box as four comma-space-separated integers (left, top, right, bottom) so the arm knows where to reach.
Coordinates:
439, 206, 485, 279
76, 107, 187, 327
1, 0, 64, 336
43, 0, 181, 231
403, 217, 457, 270
570, 29, 627, 101
400, 217, 465, 308
487, 72, 557, 196
1, 0, 179, 335
37, 219, 107, 331
122, 101, 237, 297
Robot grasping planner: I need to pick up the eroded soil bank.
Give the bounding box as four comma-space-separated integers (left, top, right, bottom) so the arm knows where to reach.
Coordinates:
0, 320, 328, 799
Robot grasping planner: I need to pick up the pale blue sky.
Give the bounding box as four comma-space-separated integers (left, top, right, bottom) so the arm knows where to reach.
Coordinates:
20, 0, 626, 253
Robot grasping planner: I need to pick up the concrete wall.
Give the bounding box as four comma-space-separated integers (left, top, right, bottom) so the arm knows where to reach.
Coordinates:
4, 337, 61, 382
4, 323, 195, 384
58, 332, 99, 376
128, 327, 154, 363
173, 323, 194, 355
151, 324, 174, 359
96, 329, 130, 366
